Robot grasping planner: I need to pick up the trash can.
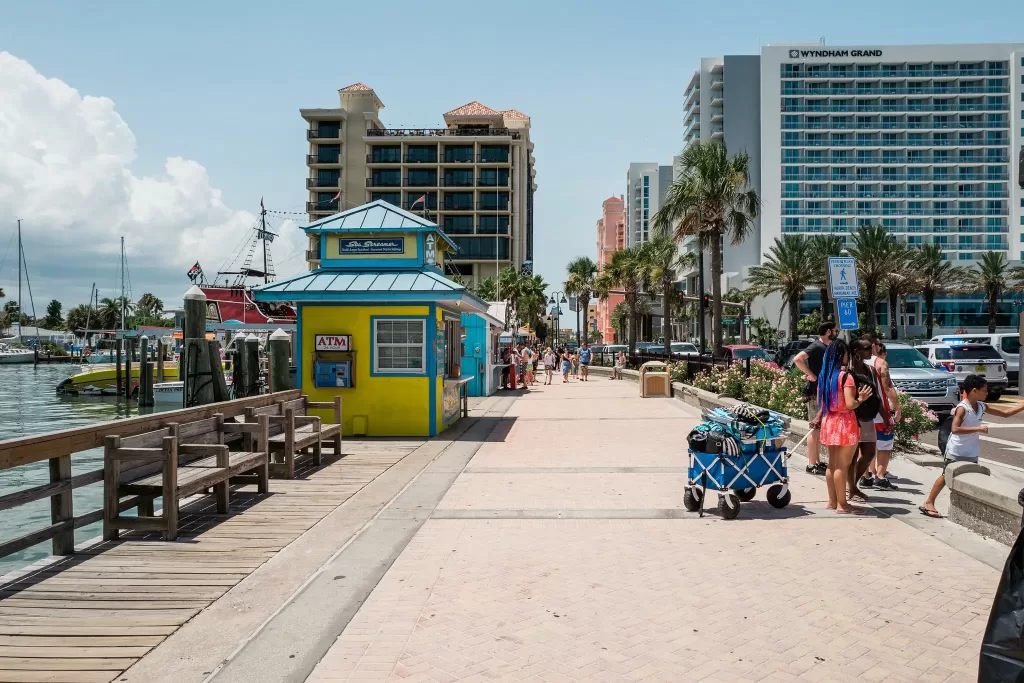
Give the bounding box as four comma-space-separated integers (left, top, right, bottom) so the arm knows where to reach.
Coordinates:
639, 361, 671, 398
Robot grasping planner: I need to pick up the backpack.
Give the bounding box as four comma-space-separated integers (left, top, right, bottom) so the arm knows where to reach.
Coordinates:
850, 368, 880, 422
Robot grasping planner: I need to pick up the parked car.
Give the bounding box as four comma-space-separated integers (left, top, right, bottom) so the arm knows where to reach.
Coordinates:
670, 342, 700, 360
774, 339, 812, 368
917, 342, 1008, 401
884, 343, 962, 415
721, 345, 778, 368
929, 333, 1020, 385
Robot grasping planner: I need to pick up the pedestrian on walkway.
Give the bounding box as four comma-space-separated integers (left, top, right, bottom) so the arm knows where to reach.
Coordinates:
514, 343, 529, 392
543, 347, 556, 385
864, 341, 901, 489
560, 349, 572, 383
815, 339, 873, 515
847, 339, 881, 504
794, 321, 838, 475
920, 374, 1024, 518
579, 343, 592, 382
571, 350, 580, 378
612, 350, 627, 379
521, 344, 535, 386
500, 346, 512, 389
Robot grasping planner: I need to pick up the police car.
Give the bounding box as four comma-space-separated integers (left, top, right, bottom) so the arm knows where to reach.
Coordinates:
917, 341, 1008, 401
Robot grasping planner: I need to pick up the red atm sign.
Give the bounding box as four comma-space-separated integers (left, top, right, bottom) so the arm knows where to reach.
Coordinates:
314, 334, 351, 351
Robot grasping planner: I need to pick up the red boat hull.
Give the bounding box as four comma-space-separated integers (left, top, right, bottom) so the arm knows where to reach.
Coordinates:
200, 286, 295, 325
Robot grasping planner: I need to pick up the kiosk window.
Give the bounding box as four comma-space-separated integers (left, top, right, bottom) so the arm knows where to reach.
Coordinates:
374, 319, 425, 373
445, 319, 460, 377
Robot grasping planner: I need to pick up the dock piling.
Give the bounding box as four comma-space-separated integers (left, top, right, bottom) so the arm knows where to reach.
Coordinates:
157, 340, 165, 382
125, 339, 133, 398
268, 329, 291, 393
115, 343, 123, 396
183, 286, 215, 406
138, 336, 154, 407
245, 333, 260, 396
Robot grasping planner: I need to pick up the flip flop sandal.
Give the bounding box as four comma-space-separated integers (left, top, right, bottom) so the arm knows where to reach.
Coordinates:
918, 506, 943, 519
850, 495, 868, 504
836, 507, 866, 515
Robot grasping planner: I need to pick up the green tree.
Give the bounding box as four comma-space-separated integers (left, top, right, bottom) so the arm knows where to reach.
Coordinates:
136, 293, 164, 318
64, 304, 92, 335
565, 256, 598, 347
847, 225, 900, 335
745, 235, 816, 340
595, 245, 648, 353
809, 234, 844, 319
42, 299, 63, 330
652, 140, 760, 353
797, 308, 822, 337
971, 252, 1013, 333
881, 244, 917, 339
475, 277, 497, 302
645, 237, 694, 352
911, 243, 963, 339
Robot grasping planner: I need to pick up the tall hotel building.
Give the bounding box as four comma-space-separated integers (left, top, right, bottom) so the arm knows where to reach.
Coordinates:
625, 163, 673, 245
301, 84, 537, 283
762, 44, 1024, 271
681, 44, 1024, 331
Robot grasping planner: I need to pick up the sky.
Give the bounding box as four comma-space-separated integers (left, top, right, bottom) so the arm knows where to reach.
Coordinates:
1, 0, 1023, 313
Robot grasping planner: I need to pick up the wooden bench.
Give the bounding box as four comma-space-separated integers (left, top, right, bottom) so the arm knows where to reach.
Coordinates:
103, 413, 270, 541
245, 396, 341, 479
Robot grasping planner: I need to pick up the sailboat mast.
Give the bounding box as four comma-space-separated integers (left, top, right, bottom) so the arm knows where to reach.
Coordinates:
16, 219, 21, 326
261, 203, 269, 284
120, 237, 126, 330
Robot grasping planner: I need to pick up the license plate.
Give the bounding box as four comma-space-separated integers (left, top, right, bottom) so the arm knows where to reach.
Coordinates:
975, 364, 987, 372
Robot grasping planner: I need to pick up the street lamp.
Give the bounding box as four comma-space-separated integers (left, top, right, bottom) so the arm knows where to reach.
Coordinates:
549, 291, 567, 348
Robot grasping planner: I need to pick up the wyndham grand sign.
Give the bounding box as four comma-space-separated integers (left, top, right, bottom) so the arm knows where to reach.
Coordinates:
788, 49, 882, 59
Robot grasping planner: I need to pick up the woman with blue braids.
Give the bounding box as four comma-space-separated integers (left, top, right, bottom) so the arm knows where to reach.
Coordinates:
813, 339, 874, 514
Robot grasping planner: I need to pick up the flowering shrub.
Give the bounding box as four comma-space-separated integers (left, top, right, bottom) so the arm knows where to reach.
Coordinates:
687, 360, 806, 420
892, 392, 939, 449
669, 362, 688, 383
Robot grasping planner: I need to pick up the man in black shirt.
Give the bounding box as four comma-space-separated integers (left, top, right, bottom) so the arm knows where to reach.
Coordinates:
793, 321, 838, 474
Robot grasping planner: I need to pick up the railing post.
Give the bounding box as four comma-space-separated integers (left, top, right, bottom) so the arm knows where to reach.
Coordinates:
745, 358, 751, 377
49, 453, 74, 555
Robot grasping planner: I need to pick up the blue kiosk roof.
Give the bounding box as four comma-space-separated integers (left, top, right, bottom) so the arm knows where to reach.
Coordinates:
303, 200, 457, 250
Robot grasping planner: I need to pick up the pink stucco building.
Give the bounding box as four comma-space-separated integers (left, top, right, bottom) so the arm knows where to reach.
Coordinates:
596, 195, 626, 343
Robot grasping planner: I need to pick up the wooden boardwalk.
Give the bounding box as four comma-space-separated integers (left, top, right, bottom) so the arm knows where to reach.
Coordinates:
0, 438, 425, 683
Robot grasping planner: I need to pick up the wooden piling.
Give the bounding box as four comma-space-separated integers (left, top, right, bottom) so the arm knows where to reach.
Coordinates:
245, 334, 261, 396
268, 328, 291, 393
138, 336, 154, 407
209, 340, 230, 402
233, 336, 249, 398
124, 339, 133, 399
115, 343, 123, 396
183, 286, 215, 407
157, 340, 165, 382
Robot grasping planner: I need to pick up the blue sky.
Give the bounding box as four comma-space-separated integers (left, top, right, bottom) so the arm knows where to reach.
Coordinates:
1, 0, 1023, 308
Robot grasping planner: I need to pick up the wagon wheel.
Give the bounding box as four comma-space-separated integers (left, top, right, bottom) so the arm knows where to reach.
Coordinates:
736, 487, 756, 502
718, 493, 741, 520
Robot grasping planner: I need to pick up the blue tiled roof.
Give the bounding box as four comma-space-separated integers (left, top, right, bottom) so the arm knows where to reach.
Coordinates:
303, 201, 457, 249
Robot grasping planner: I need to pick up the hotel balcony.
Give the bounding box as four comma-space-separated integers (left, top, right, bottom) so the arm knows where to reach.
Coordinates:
366, 154, 403, 164
308, 127, 342, 141
305, 249, 320, 261
710, 126, 724, 140
307, 154, 341, 166
365, 127, 521, 140
307, 200, 339, 213
307, 177, 342, 189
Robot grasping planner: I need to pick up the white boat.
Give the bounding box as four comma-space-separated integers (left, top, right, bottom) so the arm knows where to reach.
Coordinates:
153, 381, 184, 405
0, 343, 34, 364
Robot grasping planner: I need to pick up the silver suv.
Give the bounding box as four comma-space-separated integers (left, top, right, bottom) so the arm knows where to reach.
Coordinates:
884, 343, 960, 415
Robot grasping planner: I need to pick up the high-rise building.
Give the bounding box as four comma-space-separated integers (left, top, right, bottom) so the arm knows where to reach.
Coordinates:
679, 43, 1024, 333
301, 84, 537, 284
680, 56, 762, 308
625, 163, 673, 245
595, 195, 625, 342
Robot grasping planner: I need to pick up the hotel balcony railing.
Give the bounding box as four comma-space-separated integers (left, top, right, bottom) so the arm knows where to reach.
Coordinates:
307, 177, 342, 188
405, 155, 439, 163
366, 177, 402, 187
784, 173, 1008, 181
443, 202, 474, 211
367, 127, 521, 140
781, 138, 1004, 148
782, 121, 1000, 130
438, 178, 510, 188
307, 200, 339, 212
782, 86, 1007, 96
404, 201, 438, 211
305, 249, 320, 261
477, 203, 510, 211
782, 191, 1008, 199
307, 154, 341, 164
781, 208, 1006, 217
781, 68, 1008, 78
366, 154, 402, 163
782, 104, 1009, 113
403, 177, 439, 187
308, 128, 341, 139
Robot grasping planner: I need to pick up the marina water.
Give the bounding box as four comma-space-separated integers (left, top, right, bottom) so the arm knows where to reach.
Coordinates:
0, 364, 172, 574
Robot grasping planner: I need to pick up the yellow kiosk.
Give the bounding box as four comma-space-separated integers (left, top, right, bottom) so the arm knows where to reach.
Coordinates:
253, 200, 489, 437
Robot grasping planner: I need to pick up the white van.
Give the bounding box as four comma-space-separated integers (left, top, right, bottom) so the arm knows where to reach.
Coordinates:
930, 333, 1020, 384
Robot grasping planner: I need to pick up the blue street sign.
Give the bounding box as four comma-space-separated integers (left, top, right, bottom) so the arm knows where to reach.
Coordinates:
836, 298, 859, 330
828, 257, 859, 299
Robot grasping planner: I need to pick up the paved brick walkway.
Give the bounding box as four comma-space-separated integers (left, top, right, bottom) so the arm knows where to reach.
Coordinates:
306, 378, 999, 683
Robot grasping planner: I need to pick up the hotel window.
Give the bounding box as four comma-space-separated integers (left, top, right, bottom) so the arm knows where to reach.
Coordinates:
371, 192, 400, 207
479, 169, 509, 186
444, 146, 474, 162
373, 319, 425, 374
316, 145, 340, 163
406, 169, 437, 187
478, 215, 510, 234
317, 169, 340, 186
443, 215, 474, 234
371, 169, 401, 187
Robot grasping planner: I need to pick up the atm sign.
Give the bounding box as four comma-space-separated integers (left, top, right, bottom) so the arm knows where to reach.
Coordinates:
315, 334, 351, 351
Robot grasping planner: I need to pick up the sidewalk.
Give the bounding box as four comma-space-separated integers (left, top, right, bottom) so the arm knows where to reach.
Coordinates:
306, 377, 1002, 683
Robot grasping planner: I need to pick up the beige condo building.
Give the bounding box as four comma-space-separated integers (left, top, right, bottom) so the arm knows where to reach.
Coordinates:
301, 83, 537, 283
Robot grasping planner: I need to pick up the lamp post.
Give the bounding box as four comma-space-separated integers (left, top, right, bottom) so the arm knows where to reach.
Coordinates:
549, 291, 567, 348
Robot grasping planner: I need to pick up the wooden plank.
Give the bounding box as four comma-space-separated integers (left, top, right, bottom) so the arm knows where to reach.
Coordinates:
0, 599, 207, 610
0, 636, 162, 647
0, 671, 117, 683
0, 523, 70, 559
0, 626, 176, 637
0, 657, 135, 671
0, 646, 152, 658
0, 390, 300, 469
0, 482, 71, 514
48, 455, 74, 556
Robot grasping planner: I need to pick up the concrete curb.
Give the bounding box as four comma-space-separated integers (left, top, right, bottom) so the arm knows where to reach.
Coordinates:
591, 363, 1024, 546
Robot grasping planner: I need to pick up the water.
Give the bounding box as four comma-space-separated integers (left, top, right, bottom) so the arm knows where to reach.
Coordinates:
0, 364, 172, 575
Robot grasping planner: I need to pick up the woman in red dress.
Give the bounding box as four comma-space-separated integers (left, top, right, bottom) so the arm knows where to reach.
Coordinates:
815, 339, 873, 514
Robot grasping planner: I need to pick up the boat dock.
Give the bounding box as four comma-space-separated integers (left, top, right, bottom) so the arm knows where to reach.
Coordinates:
0, 390, 435, 683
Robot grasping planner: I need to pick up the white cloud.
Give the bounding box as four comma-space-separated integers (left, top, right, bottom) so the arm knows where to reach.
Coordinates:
0, 51, 306, 308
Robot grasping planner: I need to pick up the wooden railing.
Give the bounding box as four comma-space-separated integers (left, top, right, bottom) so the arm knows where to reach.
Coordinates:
0, 390, 301, 561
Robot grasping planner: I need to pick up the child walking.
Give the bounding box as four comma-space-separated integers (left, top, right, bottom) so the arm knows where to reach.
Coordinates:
560, 349, 572, 383
920, 374, 1024, 518
543, 347, 556, 385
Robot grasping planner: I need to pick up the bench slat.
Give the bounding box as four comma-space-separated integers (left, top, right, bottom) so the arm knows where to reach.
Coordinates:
121, 466, 225, 494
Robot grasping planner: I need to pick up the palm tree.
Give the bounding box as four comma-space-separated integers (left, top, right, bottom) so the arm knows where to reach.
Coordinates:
645, 237, 694, 353
745, 236, 816, 340
476, 277, 497, 302
970, 252, 1013, 333
847, 225, 900, 335
565, 257, 598, 347
910, 244, 965, 339
652, 141, 760, 354
595, 245, 647, 353
136, 293, 163, 318
880, 244, 916, 339
809, 234, 844, 319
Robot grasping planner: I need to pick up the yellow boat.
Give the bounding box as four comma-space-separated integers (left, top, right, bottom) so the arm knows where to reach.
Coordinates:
56, 363, 180, 396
